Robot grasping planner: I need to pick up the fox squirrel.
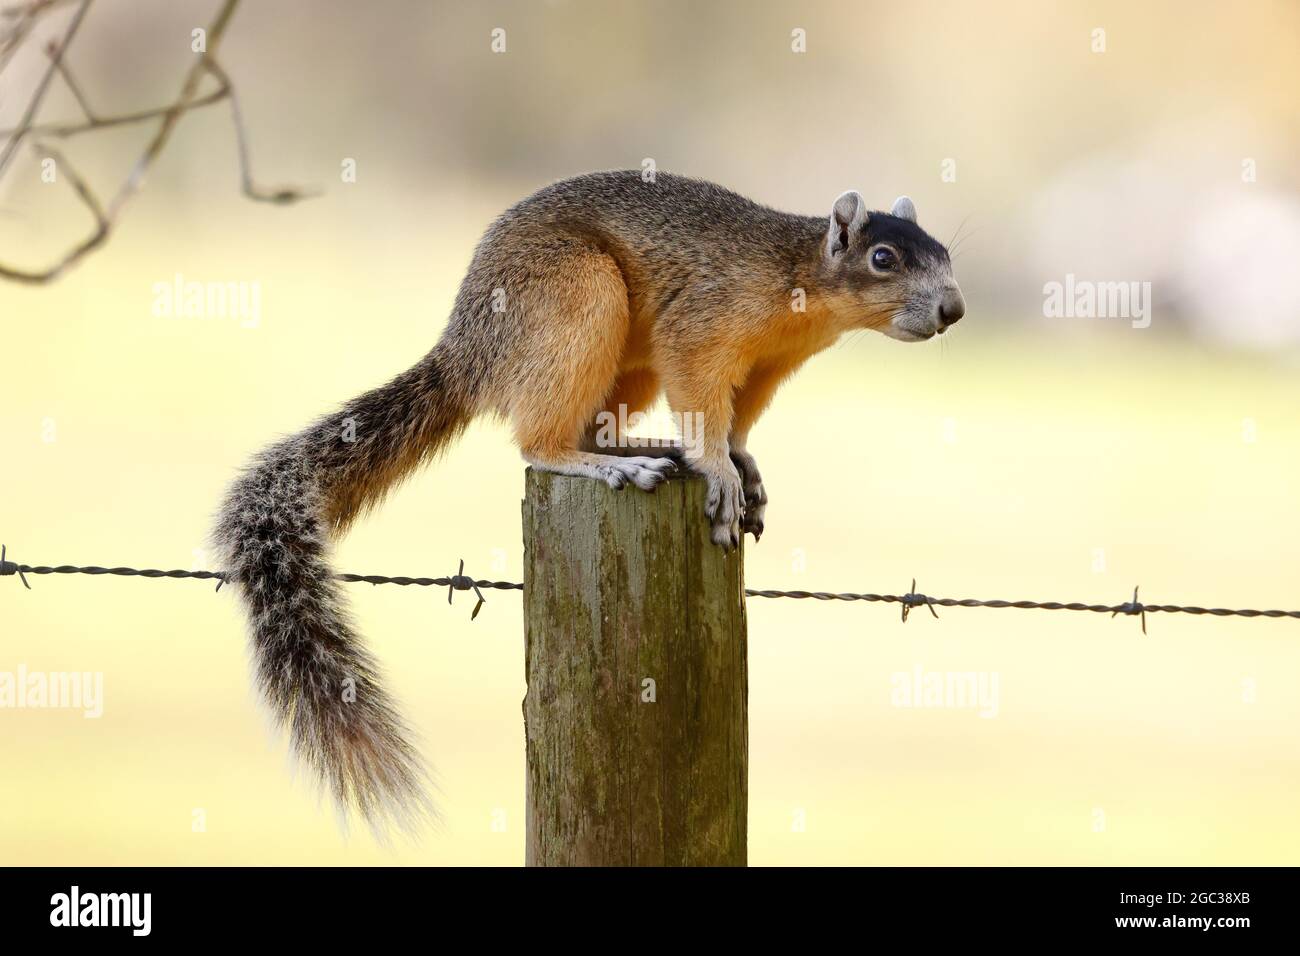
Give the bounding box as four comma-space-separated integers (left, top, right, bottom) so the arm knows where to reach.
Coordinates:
213, 170, 965, 832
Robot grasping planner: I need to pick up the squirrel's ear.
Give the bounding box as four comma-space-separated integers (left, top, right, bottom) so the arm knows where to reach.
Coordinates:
890, 195, 917, 222
827, 190, 868, 256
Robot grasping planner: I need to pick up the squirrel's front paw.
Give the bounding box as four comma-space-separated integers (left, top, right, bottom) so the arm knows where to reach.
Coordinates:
704, 465, 744, 550
730, 450, 767, 541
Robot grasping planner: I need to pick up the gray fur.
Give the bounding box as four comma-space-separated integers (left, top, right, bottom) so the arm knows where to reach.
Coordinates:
828, 189, 869, 255
213, 351, 467, 835
890, 195, 917, 222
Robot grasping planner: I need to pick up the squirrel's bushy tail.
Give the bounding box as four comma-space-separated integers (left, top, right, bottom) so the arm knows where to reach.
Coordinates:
213, 348, 469, 834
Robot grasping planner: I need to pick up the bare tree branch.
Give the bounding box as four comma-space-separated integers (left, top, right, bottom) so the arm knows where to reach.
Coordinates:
0, 0, 91, 178
0, 0, 75, 74
0, 0, 315, 284
201, 58, 318, 205
46, 38, 97, 122
0, 140, 105, 282
0, 83, 229, 139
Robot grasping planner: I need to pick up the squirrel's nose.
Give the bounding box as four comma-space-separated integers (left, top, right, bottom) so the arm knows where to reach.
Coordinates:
939, 289, 966, 325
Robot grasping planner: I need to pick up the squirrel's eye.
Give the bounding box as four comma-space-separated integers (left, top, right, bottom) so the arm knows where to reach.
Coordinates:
870, 247, 898, 272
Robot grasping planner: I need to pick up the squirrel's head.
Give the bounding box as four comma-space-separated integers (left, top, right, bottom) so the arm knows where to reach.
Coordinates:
819, 191, 965, 342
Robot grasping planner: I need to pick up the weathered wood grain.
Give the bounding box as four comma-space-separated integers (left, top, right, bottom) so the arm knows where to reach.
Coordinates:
522, 467, 748, 866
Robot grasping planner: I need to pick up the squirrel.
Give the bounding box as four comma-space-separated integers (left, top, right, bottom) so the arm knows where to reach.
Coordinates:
213, 170, 966, 833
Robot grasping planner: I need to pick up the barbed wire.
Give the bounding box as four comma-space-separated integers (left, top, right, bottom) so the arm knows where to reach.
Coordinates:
0, 547, 517, 620
4, 546, 1297, 632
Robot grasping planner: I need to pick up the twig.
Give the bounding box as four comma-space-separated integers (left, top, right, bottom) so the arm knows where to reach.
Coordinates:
0, 0, 315, 283
0, 139, 106, 281
0, 0, 71, 74
201, 58, 318, 204
45, 38, 96, 121
102, 0, 240, 221
0, 84, 230, 139
0, 0, 90, 178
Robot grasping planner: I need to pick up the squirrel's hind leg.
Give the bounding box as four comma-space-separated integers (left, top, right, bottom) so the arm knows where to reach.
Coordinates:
520, 372, 676, 490
507, 248, 675, 492
579, 368, 684, 462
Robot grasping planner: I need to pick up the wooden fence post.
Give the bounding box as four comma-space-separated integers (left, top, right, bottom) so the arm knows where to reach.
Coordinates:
522, 467, 748, 866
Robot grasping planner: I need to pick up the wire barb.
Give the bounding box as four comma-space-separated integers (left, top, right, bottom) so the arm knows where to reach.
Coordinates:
446, 558, 487, 621
0, 544, 31, 588
1111, 585, 1148, 634
900, 578, 939, 623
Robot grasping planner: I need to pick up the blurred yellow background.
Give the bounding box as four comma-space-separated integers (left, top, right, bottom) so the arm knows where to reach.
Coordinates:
1, 0, 1298, 865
